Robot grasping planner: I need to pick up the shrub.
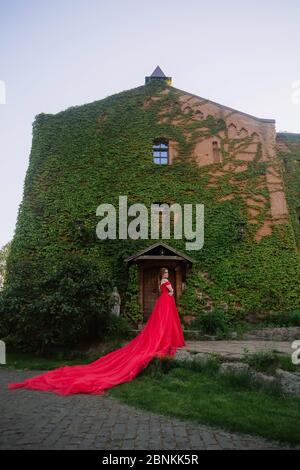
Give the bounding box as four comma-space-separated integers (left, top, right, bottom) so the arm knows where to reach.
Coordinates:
123, 264, 143, 325
0, 255, 113, 354
242, 350, 297, 374
100, 313, 131, 341
243, 350, 279, 373
261, 309, 300, 327
189, 308, 231, 335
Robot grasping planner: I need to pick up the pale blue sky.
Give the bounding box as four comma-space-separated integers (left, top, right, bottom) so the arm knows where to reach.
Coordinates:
0, 0, 299, 247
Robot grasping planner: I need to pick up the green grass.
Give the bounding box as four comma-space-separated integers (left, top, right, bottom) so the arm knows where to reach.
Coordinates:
107, 361, 300, 446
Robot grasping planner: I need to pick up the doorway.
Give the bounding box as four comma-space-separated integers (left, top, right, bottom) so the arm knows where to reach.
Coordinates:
143, 266, 176, 321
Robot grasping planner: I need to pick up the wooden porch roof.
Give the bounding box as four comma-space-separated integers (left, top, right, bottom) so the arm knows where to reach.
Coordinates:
124, 241, 196, 264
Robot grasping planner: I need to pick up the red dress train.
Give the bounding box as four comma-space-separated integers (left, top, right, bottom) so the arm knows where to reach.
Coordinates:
8, 280, 185, 395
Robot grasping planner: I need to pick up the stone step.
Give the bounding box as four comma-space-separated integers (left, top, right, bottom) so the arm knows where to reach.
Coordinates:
183, 340, 293, 360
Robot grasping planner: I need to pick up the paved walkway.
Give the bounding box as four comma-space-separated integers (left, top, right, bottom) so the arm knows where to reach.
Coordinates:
0, 369, 296, 450
184, 340, 292, 359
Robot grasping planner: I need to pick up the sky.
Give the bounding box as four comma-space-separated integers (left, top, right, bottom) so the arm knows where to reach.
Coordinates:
0, 0, 299, 248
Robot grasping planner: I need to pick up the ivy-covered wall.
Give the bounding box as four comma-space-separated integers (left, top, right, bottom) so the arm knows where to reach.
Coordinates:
277, 133, 300, 248
2, 80, 300, 350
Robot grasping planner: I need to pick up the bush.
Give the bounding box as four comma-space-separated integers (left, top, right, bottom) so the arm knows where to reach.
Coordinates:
100, 313, 131, 341
189, 308, 231, 335
243, 350, 279, 373
0, 255, 113, 354
123, 264, 143, 325
242, 350, 298, 374
261, 309, 300, 327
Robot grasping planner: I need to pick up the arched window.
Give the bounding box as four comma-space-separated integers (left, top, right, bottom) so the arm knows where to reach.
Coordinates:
153, 139, 169, 165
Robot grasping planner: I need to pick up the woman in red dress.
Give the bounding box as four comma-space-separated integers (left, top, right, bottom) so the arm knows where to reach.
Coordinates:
8, 267, 185, 395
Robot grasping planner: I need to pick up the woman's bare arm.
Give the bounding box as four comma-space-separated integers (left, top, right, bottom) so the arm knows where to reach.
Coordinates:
166, 282, 174, 296
160, 278, 173, 295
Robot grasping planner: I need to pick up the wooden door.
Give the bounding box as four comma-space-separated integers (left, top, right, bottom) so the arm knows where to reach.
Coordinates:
143, 267, 176, 321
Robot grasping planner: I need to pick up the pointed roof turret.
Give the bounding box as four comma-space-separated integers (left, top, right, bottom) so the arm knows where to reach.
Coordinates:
145, 66, 172, 85
151, 66, 167, 78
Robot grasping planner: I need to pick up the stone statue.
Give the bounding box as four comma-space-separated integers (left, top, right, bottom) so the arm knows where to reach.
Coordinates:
109, 286, 121, 317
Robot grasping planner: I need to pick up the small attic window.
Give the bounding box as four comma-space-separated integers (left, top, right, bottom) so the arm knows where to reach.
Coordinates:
153, 139, 169, 165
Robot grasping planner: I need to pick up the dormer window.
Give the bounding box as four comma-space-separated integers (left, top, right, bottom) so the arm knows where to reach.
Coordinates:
153, 139, 169, 165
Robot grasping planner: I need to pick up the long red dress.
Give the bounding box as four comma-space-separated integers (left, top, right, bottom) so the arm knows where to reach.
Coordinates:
8, 280, 185, 395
